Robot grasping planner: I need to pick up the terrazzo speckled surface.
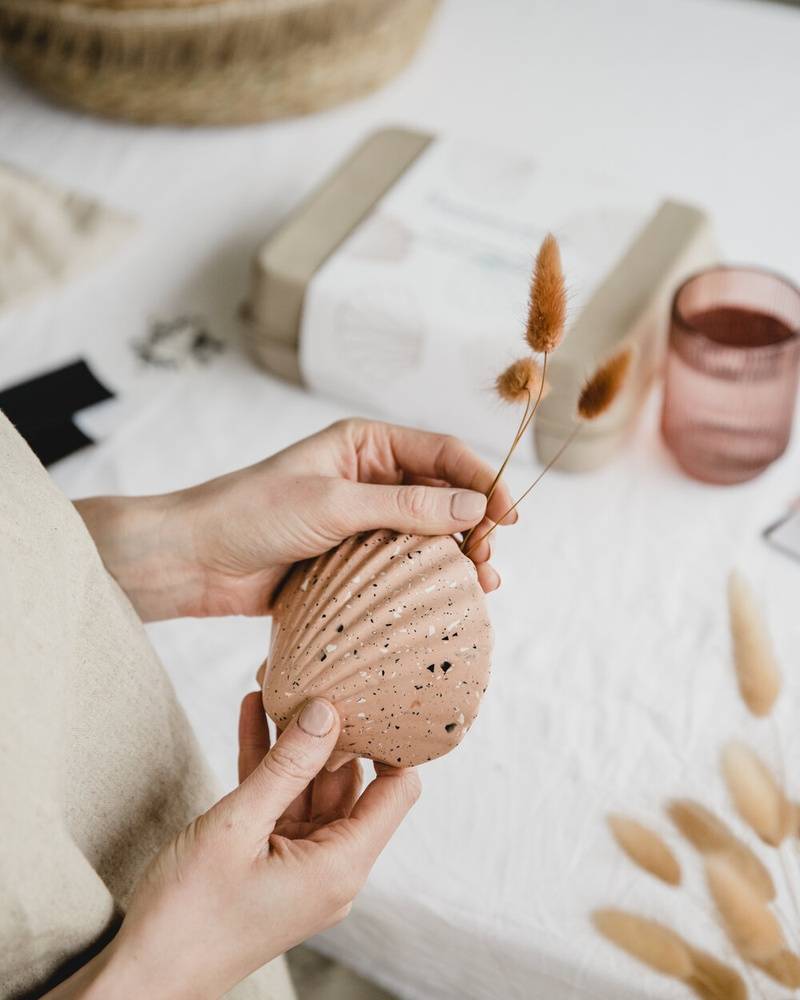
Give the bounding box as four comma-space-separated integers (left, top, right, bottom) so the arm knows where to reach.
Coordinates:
264, 529, 493, 767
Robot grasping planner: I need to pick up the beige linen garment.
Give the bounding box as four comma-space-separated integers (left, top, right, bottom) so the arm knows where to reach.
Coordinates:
0, 412, 295, 1000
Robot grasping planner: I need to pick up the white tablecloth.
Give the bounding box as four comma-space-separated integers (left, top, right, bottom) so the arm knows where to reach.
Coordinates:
2, 1, 800, 997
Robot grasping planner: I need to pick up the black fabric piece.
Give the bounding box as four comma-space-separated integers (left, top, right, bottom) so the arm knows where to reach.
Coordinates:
12, 417, 94, 467
0, 359, 114, 466
0, 359, 113, 425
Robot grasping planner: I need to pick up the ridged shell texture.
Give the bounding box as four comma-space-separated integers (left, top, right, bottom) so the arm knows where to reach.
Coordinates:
264, 529, 493, 766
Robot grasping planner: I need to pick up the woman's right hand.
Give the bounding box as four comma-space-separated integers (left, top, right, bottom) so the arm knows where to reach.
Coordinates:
75, 694, 420, 999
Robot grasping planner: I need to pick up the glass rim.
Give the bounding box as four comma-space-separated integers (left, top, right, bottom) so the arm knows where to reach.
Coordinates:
671, 264, 800, 353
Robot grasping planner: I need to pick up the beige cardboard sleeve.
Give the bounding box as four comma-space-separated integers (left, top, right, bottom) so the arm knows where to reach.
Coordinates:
246, 127, 431, 363
246, 129, 717, 471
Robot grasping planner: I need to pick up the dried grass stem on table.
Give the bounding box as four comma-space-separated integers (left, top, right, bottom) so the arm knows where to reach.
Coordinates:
595, 568, 800, 1000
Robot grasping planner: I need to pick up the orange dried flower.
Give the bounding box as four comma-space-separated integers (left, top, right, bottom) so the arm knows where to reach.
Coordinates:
495, 357, 549, 405
525, 233, 567, 354
577, 348, 632, 420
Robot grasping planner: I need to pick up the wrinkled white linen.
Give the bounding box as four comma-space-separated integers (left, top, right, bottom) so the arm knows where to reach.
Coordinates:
2, 0, 800, 996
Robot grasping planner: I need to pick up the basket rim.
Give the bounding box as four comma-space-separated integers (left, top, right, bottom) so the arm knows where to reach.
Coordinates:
0, 0, 346, 29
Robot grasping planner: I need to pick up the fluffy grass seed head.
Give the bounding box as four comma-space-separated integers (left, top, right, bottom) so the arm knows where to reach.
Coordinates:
525, 233, 567, 354
727, 570, 781, 717
667, 798, 775, 900
608, 814, 681, 886
495, 356, 549, 406
592, 909, 694, 979
577, 348, 632, 420
686, 947, 748, 1000
721, 741, 791, 847
705, 854, 784, 962
754, 949, 800, 989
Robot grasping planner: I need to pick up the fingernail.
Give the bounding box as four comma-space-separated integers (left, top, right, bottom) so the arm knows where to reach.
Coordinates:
298, 698, 335, 737
451, 491, 486, 522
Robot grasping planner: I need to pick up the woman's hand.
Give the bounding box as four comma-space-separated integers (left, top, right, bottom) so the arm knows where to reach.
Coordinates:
58, 694, 419, 1000
76, 419, 516, 621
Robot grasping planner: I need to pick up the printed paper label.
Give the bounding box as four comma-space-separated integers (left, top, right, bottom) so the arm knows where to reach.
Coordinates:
300, 137, 653, 457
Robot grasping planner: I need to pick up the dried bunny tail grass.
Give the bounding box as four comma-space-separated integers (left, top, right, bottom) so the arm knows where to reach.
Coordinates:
608, 814, 681, 886
755, 948, 800, 988
666, 799, 775, 901
461, 354, 549, 554
495, 357, 549, 405
727, 570, 781, 716
721, 741, 791, 847
705, 854, 784, 961
577, 348, 632, 420
686, 948, 748, 1000
525, 233, 567, 354
790, 801, 800, 837
592, 909, 694, 979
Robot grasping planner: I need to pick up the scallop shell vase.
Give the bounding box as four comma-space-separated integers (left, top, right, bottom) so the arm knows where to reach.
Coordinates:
264, 529, 493, 767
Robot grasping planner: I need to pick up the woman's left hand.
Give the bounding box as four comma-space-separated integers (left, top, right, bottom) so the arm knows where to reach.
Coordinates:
76, 419, 515, 621
46, 692, 418, 999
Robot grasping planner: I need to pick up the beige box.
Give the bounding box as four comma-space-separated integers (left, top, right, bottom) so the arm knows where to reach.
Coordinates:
246, 128, 717, 470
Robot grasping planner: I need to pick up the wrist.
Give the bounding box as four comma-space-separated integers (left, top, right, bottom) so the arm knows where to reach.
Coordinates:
41, 938, 155, 1000
84, 937, 205, 1000
74, 492, 202, 622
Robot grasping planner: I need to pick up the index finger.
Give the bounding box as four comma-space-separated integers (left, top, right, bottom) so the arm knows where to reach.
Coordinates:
238, 691, 271, 784
332, 764, 421, 866
384, 425, 517, 526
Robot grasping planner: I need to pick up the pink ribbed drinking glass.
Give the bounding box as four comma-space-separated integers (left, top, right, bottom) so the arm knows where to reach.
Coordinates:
661, 266, 800, 484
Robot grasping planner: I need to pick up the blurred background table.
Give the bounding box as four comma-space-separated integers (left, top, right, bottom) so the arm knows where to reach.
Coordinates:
2, 1, 800, 997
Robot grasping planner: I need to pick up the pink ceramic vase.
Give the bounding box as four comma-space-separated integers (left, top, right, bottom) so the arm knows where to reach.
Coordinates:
263, 529, 493, 767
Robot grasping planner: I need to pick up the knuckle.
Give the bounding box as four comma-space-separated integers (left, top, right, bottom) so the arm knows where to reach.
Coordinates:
434, 433, 463, 472
330, 417, 365, 437
399, 485, 430, 520
263, 742, 314, 784
440, 433, 460, 452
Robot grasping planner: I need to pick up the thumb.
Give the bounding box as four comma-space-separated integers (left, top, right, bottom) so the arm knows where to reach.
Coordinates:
333, 481, 487, 537
232, 698, 341, 835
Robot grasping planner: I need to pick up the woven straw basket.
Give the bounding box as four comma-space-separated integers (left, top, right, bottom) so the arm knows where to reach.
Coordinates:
0, 0, 438, 124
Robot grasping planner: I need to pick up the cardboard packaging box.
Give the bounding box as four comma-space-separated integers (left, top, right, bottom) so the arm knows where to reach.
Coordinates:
246, 128, 717, 469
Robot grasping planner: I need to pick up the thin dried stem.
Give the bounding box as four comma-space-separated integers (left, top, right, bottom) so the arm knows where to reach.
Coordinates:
513, 352, 549, 446
461, 355, 549, 553
464, 421, 579, 556
460, 387, 531, 554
